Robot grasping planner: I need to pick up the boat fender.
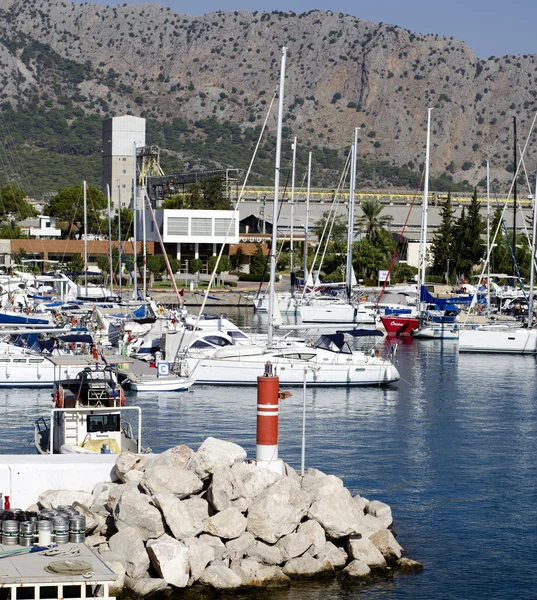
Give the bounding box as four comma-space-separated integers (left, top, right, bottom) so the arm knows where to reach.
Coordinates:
92, 345, 99, 360
120, 387, 125, 407
54, 388, 64, 408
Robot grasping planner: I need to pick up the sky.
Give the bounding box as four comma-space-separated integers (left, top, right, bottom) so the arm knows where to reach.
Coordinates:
75, 0, 537, 58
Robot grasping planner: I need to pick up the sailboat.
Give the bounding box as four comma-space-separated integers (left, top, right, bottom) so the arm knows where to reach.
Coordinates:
380, 109, 433, 336
299, 129, 377, 325
177, 49, 400, 386
458, 170, 537, 353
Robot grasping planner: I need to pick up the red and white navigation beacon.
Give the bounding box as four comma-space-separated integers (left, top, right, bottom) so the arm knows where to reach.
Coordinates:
256, 362, 284, 475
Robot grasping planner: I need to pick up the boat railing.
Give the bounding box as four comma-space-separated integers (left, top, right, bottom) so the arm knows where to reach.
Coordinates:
49, 406, 142, 454
35, 416, 49, 435
121, 418, 134, 441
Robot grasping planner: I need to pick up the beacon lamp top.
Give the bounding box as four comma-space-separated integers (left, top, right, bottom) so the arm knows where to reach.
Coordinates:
264, 362, 273, 376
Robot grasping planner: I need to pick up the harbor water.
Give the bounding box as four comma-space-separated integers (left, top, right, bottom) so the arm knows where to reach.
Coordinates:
1, 309, 536, 599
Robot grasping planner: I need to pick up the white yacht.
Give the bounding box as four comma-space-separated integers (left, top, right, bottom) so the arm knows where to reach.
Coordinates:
458, 325, 536, 353
182, 331, 399, 386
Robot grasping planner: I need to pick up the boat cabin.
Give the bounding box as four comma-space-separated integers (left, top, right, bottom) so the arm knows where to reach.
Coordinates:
35, 355, 142, 455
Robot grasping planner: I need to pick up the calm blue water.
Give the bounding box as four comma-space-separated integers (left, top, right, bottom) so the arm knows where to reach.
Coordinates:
2, 311, 537, 599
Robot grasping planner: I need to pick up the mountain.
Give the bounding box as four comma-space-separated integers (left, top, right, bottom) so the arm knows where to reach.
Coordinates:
0, 0, 535, 199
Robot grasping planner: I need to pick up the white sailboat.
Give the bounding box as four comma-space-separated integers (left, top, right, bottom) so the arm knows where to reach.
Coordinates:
459, 171, 537, 353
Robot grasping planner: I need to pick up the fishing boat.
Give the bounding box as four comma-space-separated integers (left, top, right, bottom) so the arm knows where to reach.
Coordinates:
34, 355, 143, 454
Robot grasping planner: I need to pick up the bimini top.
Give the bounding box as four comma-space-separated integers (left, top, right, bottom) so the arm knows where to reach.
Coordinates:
45, 355, 134, 366
314, 333, 351, 354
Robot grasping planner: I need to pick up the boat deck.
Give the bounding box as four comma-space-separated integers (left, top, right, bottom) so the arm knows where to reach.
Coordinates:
0, 542, 116, 599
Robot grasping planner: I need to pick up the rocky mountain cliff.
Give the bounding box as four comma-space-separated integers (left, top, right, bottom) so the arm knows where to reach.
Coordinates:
0, 0, 536, 192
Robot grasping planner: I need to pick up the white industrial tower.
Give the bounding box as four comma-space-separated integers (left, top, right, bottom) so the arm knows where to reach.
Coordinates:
102, 116, 146, 208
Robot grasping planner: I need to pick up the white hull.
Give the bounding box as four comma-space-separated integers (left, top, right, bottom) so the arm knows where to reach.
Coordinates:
186, 356, 398, 386
131, 376, 195, 392
458, 327, 537, 353
413, 325, 459, 340
300, 304, 376, 324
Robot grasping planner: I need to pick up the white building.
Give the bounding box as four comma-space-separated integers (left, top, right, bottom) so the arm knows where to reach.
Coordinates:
19, 215, 61, 239
145, 208, 239, 270
102, 116, 146, 208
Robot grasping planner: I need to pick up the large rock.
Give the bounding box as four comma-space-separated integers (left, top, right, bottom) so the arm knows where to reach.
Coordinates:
300, 469, 344, 503
369, 529, 403, 563
200, 563, 242, 590
232, 557, 290, 588
183, 537, 216, 584
247, 478, 310, 543
141, 465, 203, 498
298, 520, 326, 556
225, 532, 256, 561
108, 527, 150, 579
231, 463, 281, 506
204, 507, 247, 539
114, 452, 148, 483
38, 489, 93, 509
247, 540, 283, 565
366, 500, 393, 528
91, 482, 122, 516
125, 576, 168, 597
189, 437, 247, 478
146, 534, 190, 588
343, 559, 372, 579
282, 554, 326, 577
353, 494, 368, 513
396, 557, 423, 573
153, 493, 208, 540
123, 470, 144, 485
114, 488, 165, 541
99, 553, 126, 596
148, 445, 193, 470
276, 532, 312, 560
347, 535, 387, 568
316, 541, 348, 568
207, 466, 248, 512
308, 487, 363, 538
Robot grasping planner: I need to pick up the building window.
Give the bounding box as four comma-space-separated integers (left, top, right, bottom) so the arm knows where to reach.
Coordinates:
214, 218, 235, 236
122, 184, 126, 188
122, 170, 126, 174
167, 217, 188, 236
191, 218, 212, 236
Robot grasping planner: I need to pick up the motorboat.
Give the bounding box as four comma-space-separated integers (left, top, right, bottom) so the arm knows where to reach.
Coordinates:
458, 325, 537, 353
183, 331, 399, 386
34, 355, 143, 454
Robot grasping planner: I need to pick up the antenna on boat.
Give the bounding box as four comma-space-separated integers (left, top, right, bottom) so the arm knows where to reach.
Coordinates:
267, 46, 287, 349
83, 180, 88, 296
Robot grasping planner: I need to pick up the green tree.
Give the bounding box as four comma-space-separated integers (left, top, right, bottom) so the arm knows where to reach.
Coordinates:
356, 199, 393, 243
250, 244, 267, 275
202, 177, 228, 209
46, 184, 107, 238
230, 246, 248, 271
430, 192, 455, 281
146, 255, 167, 287
314, 212, 347, 246
189, 258, 203, 274
0, 185, 37, 221
352, 239, 388, 279
452, 189, 484, 277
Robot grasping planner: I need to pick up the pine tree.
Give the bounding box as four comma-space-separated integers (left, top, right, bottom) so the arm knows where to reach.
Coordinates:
430, 192, 454, 280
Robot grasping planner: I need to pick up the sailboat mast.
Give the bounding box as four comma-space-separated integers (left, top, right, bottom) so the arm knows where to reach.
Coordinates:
132, 142, 138, 300
267, 46, 287, 348
527, 172, 537, 328
107, 184, 113, 297
513, 116, 517, 278
142, 176, 147, 300
486, 160, 491, 311
118, 180, 122, 299
419, 108, 432, 300
83, 180, 88, 296
290, 136, 297, 289
346, 128, 358, 302
304, 152, 312, 285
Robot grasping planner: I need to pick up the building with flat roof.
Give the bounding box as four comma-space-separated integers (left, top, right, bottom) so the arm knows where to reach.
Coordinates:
102, 116, 145, 208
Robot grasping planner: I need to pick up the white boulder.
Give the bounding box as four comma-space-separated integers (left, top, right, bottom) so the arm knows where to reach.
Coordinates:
232, 557, 290, 588
141, 465, 203, 498
148, 444, 193, 469
301, 469, 344, 502
183, 537, 216, 584
114, 452, 148, 482
189, 437, 247, 478
369, 529, 403, 562
298, 520, 326, 556
347, 535, 387, 568
247, 540, 283, 565
108, 527, 149, 579
247, 478, 310, 543
113, 488, 165, 541
366, 500, 393, 528
283, 554, 326, 577
153, 493, 207, 540
308, 487, 363, 538
38, 489, 93, 509
200, 563, 242, 589
343, 559, 371, 578
276, 532, 312, 560
146, 534, 190, 588
204, 507, 247, 539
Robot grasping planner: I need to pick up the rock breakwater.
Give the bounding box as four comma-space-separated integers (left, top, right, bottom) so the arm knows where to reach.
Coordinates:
32, 437, 422, 596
